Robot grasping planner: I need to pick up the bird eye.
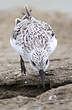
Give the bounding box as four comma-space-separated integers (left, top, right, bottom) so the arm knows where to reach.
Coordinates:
46, 59, 48, 65
51, 32, 54, 36
31, 61, 36, 66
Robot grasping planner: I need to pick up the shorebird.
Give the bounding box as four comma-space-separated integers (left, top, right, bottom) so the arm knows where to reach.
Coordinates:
10, 7, 57, 89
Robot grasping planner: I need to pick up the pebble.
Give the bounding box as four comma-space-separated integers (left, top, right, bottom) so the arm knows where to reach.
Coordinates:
49, 95, 56, 101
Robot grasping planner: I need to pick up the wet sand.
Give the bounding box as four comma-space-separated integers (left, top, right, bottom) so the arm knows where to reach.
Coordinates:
0, 8, 72, 110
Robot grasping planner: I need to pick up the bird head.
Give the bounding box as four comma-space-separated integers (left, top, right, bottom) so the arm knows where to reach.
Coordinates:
29, 48, 49, 88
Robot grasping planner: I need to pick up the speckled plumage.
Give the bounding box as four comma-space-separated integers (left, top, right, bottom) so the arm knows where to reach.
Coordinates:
10, 15, 57, 58
10, 7, 57, 88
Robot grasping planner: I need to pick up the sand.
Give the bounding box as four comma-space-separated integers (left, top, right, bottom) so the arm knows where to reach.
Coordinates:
0, 8, 72, 110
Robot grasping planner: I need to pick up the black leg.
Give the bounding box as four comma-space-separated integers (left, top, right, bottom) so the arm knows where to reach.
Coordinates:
20, 55, 26, 75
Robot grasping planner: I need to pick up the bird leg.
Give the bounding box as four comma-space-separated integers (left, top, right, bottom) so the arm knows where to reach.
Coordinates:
20, 56, 26, 75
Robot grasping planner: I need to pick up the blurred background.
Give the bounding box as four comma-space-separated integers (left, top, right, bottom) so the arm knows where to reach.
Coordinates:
0, 1, 72, 110
0, 0, 72, 13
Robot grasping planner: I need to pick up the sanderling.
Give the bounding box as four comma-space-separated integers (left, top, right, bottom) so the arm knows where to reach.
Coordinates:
10, 7, 57, 89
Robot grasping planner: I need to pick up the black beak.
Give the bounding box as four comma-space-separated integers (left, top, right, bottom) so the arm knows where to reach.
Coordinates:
39, 70, 46, 89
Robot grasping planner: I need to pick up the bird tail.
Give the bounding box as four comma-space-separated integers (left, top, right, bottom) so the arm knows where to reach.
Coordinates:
22, 6, 32, 20
25, 6, 32, 17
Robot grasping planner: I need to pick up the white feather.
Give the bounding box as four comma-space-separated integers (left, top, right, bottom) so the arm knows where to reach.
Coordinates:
47, 36, 57, 56
10, 10, 57, 71
10, 37, 28, 60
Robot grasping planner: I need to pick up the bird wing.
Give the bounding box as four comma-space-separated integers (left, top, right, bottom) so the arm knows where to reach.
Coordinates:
30, 17, 57, 56
11, 13, 57, 57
